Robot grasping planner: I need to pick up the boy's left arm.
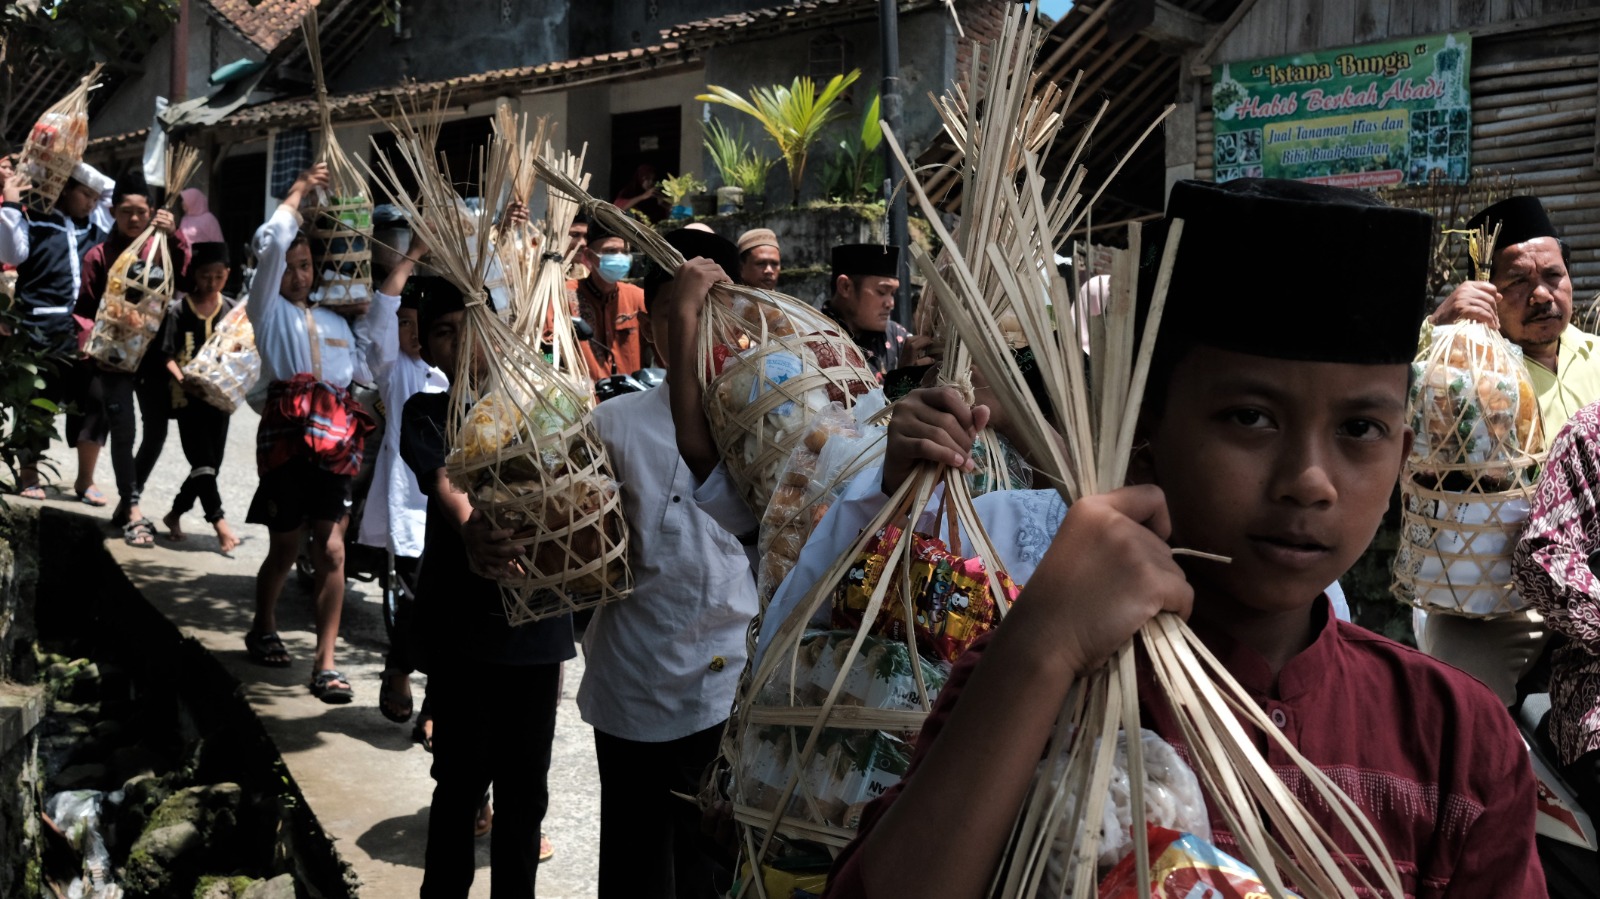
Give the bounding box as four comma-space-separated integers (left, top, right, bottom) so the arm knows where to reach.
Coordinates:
1441, 710, 1546, 898
1513, 411, 1600, 649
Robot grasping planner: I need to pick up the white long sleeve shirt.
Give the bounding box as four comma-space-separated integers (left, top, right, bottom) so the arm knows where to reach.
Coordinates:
355, 290, 447, 556
580, 382, 760, 742
246, 204, 371, 387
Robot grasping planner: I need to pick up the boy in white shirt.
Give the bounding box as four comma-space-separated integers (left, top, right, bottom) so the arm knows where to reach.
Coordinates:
243, 163, 374, 704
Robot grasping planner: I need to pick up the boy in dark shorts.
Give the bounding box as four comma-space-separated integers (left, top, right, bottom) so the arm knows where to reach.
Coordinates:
155, 241, 240, 553
243, 163, 373, 703
401, 283, 572, 899
822, 179, 1544, 898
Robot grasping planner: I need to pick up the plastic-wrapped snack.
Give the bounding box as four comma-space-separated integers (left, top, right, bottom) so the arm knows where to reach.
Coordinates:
1098, 826, 1301, 899
793, 730, 912, 830
182, 303, 260, 413
737, 727, 797, 815
1043, 729, 1210, 893
833, 526, 1020, 664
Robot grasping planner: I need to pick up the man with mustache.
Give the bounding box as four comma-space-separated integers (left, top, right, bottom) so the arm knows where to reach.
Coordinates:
1421, 195, 1600, 708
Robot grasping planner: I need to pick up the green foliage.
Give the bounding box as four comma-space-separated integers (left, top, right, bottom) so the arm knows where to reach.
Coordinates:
698, 69, 862, 203
702, 119, 775, 197
0, 306, 63, 500
2, 0, 178, 65
821, 93, 886, 204
659, 172, 706, 207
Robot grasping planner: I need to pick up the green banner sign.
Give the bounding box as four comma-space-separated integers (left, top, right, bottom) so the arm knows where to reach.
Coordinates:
1211, 33, 1471, 188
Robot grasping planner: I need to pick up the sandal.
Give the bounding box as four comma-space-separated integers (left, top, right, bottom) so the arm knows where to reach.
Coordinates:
378, 669, 414, 723
474, 792, 493, 838
18, 484, 46, 500
123, 519, 157, 548
244, 630, 292, 668
412, 703, 433, 752
76, 485, 108, 507
309, 669, 355, 704
539, 833, 554, 863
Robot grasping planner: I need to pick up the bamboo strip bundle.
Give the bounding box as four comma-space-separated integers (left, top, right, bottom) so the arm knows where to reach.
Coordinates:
303, 13, 373, 307
531, 158, 881, 518
869, 4, 1405, 895
488, 107, 548, 326
17, 66, 102, 214
182, 302, 260, 413
514, 141, 593, 390
367, 100, 631, 624
86, 144, 202, 372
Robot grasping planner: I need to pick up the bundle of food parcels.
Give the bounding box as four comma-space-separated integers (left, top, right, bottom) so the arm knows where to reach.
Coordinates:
738, 631, 944, 832
85, 246, 173, 372
17, 69, 97, 214
87, 145, 200, 373
706, 292, 880, 515
182, 303, 260, 413
446, 366, 629, 618
1393, 322, 1543, 616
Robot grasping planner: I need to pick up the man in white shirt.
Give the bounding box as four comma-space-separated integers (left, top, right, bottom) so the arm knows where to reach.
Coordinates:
243, 163, 374, 704
579, 230, 758, 898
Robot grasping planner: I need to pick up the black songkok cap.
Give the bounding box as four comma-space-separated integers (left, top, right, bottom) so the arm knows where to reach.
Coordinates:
1139, 178, 1431, 366
1465, 196, 1559, 250
644, 228, 742, 310
190, 241, 230, 269
113, 173, 153, 206
415, 276, 466, 333
831, 243, 900, 279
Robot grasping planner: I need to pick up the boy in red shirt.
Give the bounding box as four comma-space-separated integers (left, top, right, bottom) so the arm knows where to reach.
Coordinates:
823, 179, 1544, 898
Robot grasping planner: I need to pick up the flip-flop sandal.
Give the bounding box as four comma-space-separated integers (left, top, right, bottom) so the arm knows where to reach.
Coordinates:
123, 519, 157, 548
539, 833, 554, 863
412, 711, 433, 752
18, 485, 46, 500
76, 486, 108, 507
245, 630, 292, 668
378, 669, 414, 723
309, 669, 355, 704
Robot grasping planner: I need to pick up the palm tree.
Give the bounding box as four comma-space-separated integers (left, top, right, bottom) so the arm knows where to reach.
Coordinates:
698, 69, 861, 204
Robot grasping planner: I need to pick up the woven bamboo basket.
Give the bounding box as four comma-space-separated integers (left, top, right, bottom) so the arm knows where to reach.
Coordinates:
303, 14, 373, 308
87, 145, 201, 372
85, 235, 173, 372
17, 67, 99, 215
733, 370, 1018, 865
530, 159, 882, 518
516, 145, 588, 387
182, 302, 260, 413
369, 98, 632, 625
1392, 321, 1544, 618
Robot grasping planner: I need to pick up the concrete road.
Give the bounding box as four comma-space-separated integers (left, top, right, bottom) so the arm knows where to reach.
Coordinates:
33, 401, 602, 897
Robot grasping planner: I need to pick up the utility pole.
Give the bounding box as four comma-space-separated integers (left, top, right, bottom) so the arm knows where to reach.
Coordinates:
878, 0, 913, 328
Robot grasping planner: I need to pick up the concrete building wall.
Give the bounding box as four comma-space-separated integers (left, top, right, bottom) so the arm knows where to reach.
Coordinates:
90, 11, 263, 139
332, 0, 571, 92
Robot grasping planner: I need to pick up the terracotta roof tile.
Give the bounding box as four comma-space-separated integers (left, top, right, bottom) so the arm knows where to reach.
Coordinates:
201, 0, 316, 54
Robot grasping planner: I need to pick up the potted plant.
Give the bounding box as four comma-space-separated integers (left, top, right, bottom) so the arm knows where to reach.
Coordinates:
698, 69, 860, 205
659, 172, 707, 219
704, 119, 777, 214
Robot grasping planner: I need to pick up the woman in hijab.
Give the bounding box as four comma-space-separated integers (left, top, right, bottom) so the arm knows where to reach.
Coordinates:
179, 188, 225, 245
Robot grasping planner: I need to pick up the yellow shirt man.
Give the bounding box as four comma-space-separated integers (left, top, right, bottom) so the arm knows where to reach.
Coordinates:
1526, 325, 1600, 445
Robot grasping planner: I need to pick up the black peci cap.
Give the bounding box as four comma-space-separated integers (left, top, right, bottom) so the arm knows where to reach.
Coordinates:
190, 241, 230, 269
1465, 195, 1559, 251
831, 243, 901, 279
1138, 178, 1432, 366
414, 275, 466, 332
643, 228, 742, 310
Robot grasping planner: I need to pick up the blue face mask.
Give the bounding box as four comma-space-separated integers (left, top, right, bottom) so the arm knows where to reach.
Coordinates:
595, 253, 633, 283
